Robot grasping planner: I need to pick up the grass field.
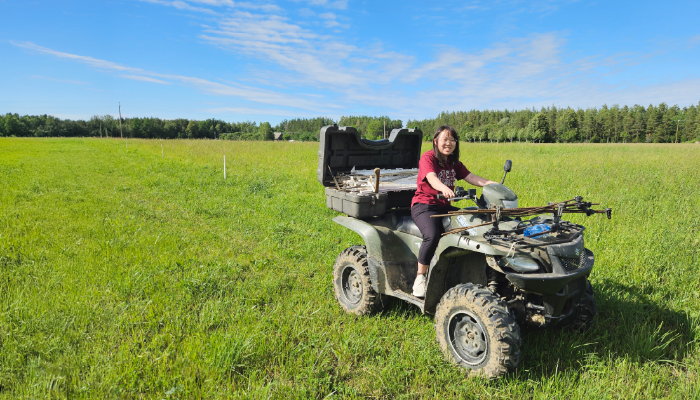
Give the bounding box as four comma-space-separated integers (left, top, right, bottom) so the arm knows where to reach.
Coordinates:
1, 137, 699, 399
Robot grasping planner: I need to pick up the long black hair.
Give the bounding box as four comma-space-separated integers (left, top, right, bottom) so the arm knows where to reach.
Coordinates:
432, 124, 460, 167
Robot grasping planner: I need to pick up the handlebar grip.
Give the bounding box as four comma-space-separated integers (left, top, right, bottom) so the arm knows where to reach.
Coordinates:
436, 193, 445, 199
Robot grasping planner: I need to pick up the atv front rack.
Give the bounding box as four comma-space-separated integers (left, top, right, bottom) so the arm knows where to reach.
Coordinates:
483, 221, 585, 250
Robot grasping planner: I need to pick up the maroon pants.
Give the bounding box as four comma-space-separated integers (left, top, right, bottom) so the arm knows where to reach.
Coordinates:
411, 203, 458, 265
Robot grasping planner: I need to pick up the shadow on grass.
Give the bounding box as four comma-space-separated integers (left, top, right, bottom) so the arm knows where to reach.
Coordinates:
516, 277, 697, 380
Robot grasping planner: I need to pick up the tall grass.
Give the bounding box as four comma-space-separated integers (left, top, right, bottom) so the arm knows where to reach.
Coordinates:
1, 138, 699, 399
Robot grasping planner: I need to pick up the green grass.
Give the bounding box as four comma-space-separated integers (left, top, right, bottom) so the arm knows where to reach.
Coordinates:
1, 138, 699, 399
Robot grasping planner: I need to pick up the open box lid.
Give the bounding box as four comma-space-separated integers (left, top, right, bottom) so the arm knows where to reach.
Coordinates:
317, 125, 424, 187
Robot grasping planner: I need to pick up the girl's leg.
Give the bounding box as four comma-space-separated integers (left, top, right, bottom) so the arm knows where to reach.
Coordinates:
417, 262, 429, 275
412, 204, 447, 266
410, 204, 446, 297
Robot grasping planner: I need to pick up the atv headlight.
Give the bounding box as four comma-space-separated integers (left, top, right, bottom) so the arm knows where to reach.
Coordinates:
502, 199, 518, 209
505, 256, 539, 272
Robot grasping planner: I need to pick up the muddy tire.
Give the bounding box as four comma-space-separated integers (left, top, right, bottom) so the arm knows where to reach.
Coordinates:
568, 280, 597, 332
434, 283, 521, 379
332, 246, 388, 316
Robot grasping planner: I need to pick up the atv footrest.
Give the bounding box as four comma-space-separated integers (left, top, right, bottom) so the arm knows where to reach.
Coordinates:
392, 290, 425, 310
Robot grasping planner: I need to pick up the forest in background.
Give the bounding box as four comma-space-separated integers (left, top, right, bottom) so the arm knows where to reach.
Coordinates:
408, 102, 700, 143
2, 101, 699, 143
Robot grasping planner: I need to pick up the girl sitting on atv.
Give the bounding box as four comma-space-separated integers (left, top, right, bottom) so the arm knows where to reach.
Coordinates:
411, 124, 496, 297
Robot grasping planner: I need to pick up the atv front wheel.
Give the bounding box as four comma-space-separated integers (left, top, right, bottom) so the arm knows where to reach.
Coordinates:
434, 283, 521, 379
567, 279, 597, 331
332, 246, 388, 316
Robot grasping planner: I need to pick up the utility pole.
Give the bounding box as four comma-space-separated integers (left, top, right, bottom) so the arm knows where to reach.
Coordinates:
675, 120, 680, 143
383, 120, 386, 139
100, 120, 102, 138
119, 103, 123, 139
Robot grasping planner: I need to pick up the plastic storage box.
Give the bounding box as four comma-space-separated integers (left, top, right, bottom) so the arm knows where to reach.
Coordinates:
318, 125, 423, 218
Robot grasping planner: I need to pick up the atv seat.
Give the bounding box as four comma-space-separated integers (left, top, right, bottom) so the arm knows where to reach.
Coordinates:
395, 216, 452, 238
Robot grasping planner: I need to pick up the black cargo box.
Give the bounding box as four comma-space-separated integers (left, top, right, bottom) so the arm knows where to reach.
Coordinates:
318, 125, 424, 218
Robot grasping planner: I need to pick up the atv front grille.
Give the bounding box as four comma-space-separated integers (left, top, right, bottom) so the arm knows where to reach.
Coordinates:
559, 251, 588, 272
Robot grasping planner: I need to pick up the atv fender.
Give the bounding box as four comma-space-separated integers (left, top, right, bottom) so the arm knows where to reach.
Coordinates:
333, 216, 383, 258
333, 216, 417, 294
423, 235, 504, 313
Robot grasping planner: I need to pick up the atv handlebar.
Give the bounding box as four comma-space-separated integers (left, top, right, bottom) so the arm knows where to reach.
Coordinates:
436, 186, 476, 201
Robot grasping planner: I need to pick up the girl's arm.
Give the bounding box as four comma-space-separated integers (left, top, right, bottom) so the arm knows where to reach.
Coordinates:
425, 172, 455, 198
464, 173, 497, 187
425, 172, 497, 199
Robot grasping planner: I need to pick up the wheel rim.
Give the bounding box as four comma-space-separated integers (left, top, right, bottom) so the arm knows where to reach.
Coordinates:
448, 310, 489, 365
341, 265, 363, 304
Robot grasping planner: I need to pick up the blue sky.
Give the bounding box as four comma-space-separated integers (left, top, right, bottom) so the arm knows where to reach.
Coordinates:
1, 0, 699, 125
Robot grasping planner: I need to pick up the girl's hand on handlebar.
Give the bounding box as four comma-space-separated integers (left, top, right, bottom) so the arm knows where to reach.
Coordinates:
440, 188, 455, 199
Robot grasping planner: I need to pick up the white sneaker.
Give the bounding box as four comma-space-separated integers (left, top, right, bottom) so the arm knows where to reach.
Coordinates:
412, 274, 427, 298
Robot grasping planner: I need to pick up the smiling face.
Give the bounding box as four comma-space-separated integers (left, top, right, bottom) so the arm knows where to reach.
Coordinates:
434, 129, 457, 156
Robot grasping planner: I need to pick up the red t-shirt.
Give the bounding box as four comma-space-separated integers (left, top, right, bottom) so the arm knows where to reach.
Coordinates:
411, 150, 470, 207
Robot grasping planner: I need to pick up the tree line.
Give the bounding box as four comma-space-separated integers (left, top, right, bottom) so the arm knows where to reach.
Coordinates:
2, 101, 699, 143
407, 102, 700, 143
0, 114, 267, 140
0, 113, 402, 142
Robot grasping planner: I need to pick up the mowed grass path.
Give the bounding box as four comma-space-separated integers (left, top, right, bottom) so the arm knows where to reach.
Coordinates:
1, 138, 699, 399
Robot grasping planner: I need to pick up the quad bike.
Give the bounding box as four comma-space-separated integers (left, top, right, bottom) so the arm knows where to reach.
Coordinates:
330, 159, 610, 379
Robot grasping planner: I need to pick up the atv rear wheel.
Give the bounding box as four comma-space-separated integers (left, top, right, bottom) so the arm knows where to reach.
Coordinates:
435, 283, 521, 379
332, 246, 388, 316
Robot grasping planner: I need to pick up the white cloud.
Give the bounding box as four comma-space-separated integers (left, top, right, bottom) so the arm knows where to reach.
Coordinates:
689, 35, 700, 47
121, 75, 172, 84
189, 0, 283, 12
11, 41, 334, 112
381, 35, 700, 123
291, 0, 347, 9
208, 106, 303, 116
200, 10, 363, 86
317, 11, 344, 27
139, 0, 282, 13
140, 0, 220, 14
186, 0, 235, 6
298, 7, 315, 17
12, 41, 141, 71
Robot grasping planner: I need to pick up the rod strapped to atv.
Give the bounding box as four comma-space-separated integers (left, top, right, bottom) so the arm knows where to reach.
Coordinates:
432, 192, 611, 238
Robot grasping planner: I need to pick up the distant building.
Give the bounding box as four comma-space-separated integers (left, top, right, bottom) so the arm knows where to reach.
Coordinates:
274, 132, 284, 140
